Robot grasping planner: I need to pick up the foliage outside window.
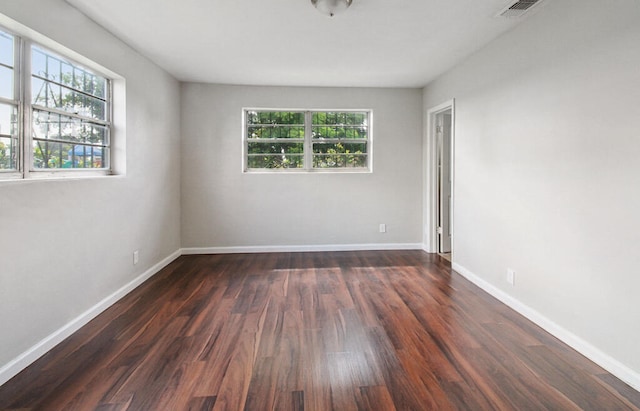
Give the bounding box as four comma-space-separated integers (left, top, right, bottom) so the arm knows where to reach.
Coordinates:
0, 27, 112, 178
245, 110, 371, 171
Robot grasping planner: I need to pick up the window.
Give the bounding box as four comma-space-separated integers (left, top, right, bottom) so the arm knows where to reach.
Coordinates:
0, 26, 112, 179
244, 109, 371, 172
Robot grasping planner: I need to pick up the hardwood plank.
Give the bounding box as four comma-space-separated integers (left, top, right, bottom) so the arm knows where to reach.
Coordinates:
0, 251, 638, 411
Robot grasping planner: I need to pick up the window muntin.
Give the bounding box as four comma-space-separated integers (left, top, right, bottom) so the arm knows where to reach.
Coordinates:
244, 109, 371, 172
0, 25, 112, 177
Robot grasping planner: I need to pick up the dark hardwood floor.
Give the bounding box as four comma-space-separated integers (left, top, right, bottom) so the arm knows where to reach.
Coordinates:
1, 251, 639, 410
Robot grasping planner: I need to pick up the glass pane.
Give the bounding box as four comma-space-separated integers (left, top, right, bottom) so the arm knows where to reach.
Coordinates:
32, 77, 107, 120
314, 125, 366, 139
247, 125, 304, 139
247, 154, 303, 169
33, 110, 108, 145
0, 65, 13, 100
247, 141, 304, 169
312, 142, 366, 154
313, 141, 367, 168
247, 111, 304, 125
0, 31, 13, 67
32, 46, 106, 99
0, 136, 17, 170
313, 153, 345, 168
31, 46, 47, 77
313, 153, 367, 168
0, 103, 17, 136
32, 140, 70, 169
312, 111, 368, 140
67, 145, 107, 169
0, 103, 18, 169
33, 140, 107, 169
313, 111, 368, 125
248, 142, 304, 155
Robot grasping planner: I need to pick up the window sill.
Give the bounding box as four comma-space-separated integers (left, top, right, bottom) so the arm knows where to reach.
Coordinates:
0, 170, 122, 186
243, 168, 372, 175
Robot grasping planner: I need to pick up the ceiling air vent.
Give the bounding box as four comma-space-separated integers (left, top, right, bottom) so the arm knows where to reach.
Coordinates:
498, 0, 542, 18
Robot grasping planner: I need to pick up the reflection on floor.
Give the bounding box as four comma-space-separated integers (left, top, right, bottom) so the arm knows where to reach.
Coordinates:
439, 252, 452, 262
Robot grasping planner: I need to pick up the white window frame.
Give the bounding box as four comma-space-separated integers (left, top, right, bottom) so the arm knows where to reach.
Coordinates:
0, 27, 21, 179
0, 25, 113, 181
243, 108, 372, 173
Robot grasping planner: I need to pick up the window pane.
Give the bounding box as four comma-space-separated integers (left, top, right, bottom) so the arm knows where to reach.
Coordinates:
313, 142, 366, 154
247, 154, 303, 169
248, 111, 304, 125
0, 102, 17, 135
313, 111, 368, 125
313, 153, 367, 168
0, 103, 18, 170
33, 140, 107, 169
313, 111, 354, 125
0, 65, 13, 99
0, 31, 13, 67
248, 142, 303, 155
312, 111, 368, 141
32, 46, 106, 99
32, 77, 107, 120
33, 110, 108, 146
247, 125, 304, 139
313, 141, 367, 169
0, 31, 14, 100
247, 141, 304, 169
312, 125, 367, 139
0, 136, 17, 169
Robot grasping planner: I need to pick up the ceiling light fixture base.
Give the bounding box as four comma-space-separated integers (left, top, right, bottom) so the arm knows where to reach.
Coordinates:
311, 0, 353, 17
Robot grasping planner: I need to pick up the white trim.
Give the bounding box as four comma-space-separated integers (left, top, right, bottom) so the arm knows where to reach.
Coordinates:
0, 249, 181, 387
181, 243, 423, 255
452, 262, 640, 392
424, 99, 455, 253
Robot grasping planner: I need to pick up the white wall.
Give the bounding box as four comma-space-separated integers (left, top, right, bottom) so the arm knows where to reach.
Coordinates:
0, 0, 181, 378
424, 0, 640, 384
181, 84, 423, 250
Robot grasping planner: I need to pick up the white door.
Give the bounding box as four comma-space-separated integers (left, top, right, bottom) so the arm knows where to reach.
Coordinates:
437, 111, 452, 253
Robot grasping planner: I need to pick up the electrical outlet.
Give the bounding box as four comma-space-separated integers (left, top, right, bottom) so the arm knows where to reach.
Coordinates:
506, 268, 516, 286
379, 223, 386, 233
133, 250, 139, 265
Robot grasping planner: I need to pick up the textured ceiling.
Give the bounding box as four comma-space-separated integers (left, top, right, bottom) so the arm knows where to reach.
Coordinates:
66, 0, 536, 87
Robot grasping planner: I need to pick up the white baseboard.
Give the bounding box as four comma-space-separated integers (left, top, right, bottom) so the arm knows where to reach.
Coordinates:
452, 262, 640, 392
181, 243, 423, 255
12, 248, 635, 395
0, 249, 182, 387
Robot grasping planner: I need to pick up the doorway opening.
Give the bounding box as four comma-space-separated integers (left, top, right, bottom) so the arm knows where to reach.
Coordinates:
424, 100, 454, 260
436, 109, 453, 259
